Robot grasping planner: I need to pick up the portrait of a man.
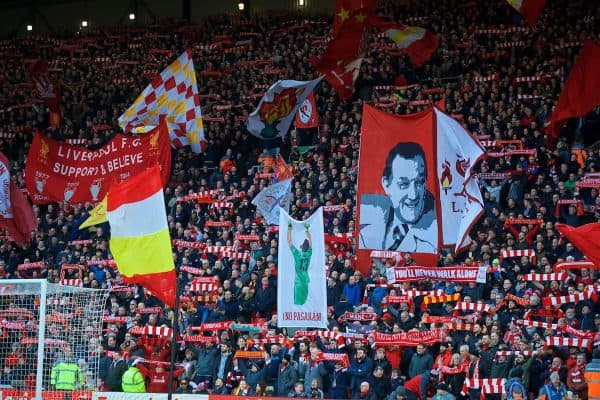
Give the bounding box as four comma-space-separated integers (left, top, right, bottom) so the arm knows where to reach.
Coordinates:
359, 142, 438, 253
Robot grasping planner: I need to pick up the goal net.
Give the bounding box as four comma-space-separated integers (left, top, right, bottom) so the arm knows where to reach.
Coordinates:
0, 279, 110, 399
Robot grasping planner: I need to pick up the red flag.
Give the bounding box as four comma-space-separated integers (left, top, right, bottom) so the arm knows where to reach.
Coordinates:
332, 0, 375, 36
312, 22, 365, 100
294, 92, 319, 128
273, 154, 293, 181
556, 223, 600, 267
313, 0, 374, 100
547, 40, 600, 140
27, 60, 61, 127
507, 0, 547, 27
0, 153, 36, 245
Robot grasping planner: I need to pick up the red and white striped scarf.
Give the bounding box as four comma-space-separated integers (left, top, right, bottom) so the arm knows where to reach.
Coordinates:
514, 74, 550, 83
545, 336, 591, 349
444, 322, 477, 331
516, 319, 558, 330
499, 249, 536, 264
462, 378, 505, 397
541, 287, 595, 307
522, 272, 566, 282
403, 289, 444, 298
130, 326, 173, 338
454, 302, 493, 314
494, 350, 534, 359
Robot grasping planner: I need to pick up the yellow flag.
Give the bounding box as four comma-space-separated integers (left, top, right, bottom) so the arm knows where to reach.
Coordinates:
79, 197, 108, 229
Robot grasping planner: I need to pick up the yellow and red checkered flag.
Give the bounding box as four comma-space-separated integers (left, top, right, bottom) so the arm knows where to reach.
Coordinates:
118, 50, 206, 153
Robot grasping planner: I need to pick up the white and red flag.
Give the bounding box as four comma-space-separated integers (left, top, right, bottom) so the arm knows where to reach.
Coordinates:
356, 105, 484, 273
0, 153, 36, 245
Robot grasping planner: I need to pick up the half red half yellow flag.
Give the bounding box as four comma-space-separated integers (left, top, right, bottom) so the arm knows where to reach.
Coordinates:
107, 165, 176, 307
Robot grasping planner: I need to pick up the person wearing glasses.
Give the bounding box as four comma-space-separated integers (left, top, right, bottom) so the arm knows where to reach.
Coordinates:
359, 142, 437, 253
175, 379, 193, 394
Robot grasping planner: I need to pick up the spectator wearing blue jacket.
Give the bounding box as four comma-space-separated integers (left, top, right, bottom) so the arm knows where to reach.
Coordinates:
348, 348, 373, 396
342, 276, 362, 307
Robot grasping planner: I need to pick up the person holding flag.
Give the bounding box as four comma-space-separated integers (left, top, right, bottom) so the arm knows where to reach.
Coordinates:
288, 221, 313, 305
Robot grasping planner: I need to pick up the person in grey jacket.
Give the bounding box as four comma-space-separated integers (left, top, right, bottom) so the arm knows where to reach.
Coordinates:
187, 341, 219, 386
277, 355, 298, 397
408, 344, 433, 379
299, 352, 328, 394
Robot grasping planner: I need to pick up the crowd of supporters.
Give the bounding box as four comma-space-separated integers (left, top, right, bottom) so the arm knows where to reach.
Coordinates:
0, 0, 599, 399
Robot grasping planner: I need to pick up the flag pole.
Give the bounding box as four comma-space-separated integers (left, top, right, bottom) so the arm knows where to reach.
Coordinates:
167, 275, 180, 400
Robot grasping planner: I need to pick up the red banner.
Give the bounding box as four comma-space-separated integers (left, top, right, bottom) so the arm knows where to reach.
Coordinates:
372, 329, 444, 346
387, 265, 483, 283
25, 121, 171, 204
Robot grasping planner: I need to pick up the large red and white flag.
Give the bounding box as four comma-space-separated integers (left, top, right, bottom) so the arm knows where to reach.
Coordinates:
0, 153, 36, 245
506, 0, 547, 27
356, 105, 484, 273
547, 40, 600, 140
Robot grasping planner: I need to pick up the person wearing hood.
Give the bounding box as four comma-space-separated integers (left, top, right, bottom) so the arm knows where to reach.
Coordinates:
432, 383, 456, 400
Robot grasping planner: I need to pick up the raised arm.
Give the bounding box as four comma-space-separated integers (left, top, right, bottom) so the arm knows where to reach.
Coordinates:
287, 222, 293, 246
304, 223, 311, 247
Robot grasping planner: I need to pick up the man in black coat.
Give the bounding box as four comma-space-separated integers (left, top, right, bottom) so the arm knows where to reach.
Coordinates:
103, 351, 127, 392
255, 276, 276, 317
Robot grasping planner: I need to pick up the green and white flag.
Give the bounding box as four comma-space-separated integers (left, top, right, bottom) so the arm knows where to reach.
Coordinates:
277, 207, 327, 328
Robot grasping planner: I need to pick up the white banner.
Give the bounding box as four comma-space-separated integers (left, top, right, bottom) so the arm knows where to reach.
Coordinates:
247, 77, 323, 140
277, 207, 327, 328
435, 108, 485, 251
252, 178, 292, 225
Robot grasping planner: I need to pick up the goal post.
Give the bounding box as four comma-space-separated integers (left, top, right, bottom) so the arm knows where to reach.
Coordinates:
0, 279, 110, 399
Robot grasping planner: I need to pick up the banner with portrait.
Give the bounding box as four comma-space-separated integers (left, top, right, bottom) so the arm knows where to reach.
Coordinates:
356, 105, 484, 273
277, 207, 327, 328
25, 121, 171, 204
